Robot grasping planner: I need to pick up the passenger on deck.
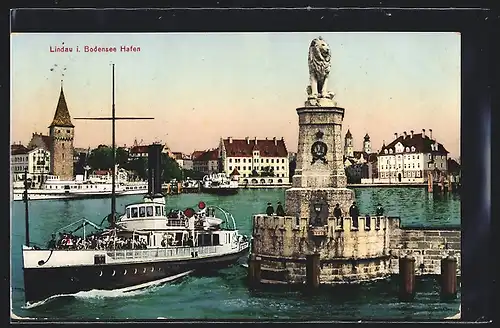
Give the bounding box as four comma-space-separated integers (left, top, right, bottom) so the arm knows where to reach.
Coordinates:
266, 203, 274, 216
276, 202, 285, 216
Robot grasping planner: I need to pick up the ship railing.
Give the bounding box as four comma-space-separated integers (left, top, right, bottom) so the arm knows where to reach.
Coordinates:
106, 245, 219, 260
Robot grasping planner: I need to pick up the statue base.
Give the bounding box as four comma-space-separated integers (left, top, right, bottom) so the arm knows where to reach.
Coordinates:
285, 187, 355, 219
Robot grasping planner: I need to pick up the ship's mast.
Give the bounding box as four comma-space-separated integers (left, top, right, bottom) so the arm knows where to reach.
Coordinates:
74, 64, 154, 226
111, 63, 116, 221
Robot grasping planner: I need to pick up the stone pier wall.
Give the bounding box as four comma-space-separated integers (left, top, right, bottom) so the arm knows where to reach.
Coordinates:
251, 214, 461, 284
387, 218, 461, 276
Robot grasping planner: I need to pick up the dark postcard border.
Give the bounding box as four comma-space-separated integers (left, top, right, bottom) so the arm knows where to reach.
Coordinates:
6, 7, 496, 323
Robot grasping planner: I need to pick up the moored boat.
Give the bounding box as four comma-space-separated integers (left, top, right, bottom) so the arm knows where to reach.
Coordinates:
200, 173, 238, 195
21, 65, 249, 305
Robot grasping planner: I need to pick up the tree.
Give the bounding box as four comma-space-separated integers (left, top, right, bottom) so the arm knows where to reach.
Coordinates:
260, 166, 275, 177
250, 169, 259, 177
87, 146, 113, 170
183, 169, 205, 180
161, 154, 182, 182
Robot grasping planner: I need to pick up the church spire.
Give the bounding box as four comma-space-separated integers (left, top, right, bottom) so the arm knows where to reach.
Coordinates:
49, 82, 74, 128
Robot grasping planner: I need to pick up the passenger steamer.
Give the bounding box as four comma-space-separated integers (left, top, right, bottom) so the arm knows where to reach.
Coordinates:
21, 65, 250, 304
200, 173, 239, 195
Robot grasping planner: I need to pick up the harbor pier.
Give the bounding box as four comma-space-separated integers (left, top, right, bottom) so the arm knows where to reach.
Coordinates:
248, 36, 461, 300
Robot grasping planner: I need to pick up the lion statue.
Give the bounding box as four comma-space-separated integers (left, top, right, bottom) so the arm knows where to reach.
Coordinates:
307, 37, 332, 99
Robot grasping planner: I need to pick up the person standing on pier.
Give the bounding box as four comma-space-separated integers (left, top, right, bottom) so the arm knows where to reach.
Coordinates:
349, 202, 359, 229
276, 202, 285, 216
266, 202, 275, 216
333, 203, 342, 228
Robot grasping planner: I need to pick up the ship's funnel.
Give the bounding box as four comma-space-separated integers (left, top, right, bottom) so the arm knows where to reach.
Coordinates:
148, 143, 163, 197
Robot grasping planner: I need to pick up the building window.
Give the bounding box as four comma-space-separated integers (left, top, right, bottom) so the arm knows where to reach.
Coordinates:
229, 159, 232, 163
441, 163, 443, 168
428, 154, 432, 160
266, 159, 269, 163
243, 159, 246, 163
412, 164, 415, 168
428, 163, 432, 168
261, 159, 263, 163
67, 129, 70, 133
243, 166, 246, 170
282, 159, 285, 163
417, 163, 420, 168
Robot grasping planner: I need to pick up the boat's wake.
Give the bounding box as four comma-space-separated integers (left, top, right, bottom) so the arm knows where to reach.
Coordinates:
22, 270, 194, 309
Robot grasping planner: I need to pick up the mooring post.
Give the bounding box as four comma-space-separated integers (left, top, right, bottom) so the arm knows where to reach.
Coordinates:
440, 256, 457, 300
399, 255, 416, 301
248, 253, 261, 288
177, 182, 182, 194
306, 253, 320, 289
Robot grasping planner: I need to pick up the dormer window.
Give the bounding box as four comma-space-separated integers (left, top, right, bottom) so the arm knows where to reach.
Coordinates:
411, 146, 416, 152
384, 149, 388, 154
405, 147, 410, 152
389, 149, 393, 154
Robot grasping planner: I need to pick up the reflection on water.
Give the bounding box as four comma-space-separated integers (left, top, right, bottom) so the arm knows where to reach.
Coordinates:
11, 188, 460, 320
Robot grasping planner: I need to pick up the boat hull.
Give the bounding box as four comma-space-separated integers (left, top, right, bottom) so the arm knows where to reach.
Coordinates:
23, 247, 249, 304
200, 187, 238, 195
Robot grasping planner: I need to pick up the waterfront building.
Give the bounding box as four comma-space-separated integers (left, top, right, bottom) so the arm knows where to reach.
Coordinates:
373, 129, 449, 184
219, 136, 289, 184
171, 152, 193, 170
26, 84, 75, 181
192, 149, 220, 175
11, 144, 51, 186
129, 139, 173, 160
343, 129, 354, 158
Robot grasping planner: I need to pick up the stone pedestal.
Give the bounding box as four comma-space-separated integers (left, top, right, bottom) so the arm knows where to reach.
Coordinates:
285, 106, 355, 217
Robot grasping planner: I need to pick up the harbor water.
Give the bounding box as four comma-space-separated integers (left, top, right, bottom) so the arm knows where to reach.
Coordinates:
11, 188, 461, 320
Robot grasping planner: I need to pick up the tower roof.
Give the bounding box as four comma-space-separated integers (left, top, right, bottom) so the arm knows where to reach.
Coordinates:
364, 133, 370, 141
49, 84, 74, 128
345, 129, 352, 138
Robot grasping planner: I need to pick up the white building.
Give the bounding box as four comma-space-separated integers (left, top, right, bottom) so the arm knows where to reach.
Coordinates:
219, 136, 290, 185
368, 129, 449, 184
11, 144, 51, 186
192, 149, 219, 175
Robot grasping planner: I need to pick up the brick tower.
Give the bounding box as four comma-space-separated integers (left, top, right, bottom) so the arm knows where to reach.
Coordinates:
49, 82, 75, 180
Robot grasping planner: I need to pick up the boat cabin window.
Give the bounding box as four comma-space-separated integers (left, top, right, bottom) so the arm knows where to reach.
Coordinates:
139, 207, 146, 217
131, 207, 138, 218
197, 234, 216, 247
155, 206, 161, 216
213, 234, 220, 246
146, 206, 154, 217
126, 208, 130, 218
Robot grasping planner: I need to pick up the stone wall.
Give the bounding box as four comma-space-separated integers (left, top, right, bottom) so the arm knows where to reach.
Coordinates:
387, 218, 461, 276
50, 126, 74, 180
251, 214, 461, 284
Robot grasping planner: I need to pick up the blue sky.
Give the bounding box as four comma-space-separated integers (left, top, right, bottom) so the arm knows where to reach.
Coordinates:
11, 32, 460, 158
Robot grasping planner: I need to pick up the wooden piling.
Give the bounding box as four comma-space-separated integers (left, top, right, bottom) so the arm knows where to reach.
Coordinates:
399, 256, 416, 301
440, 256, 457, 299
306, 253, 320, 289
177, 182, 182, 194
248, 253, 261, 288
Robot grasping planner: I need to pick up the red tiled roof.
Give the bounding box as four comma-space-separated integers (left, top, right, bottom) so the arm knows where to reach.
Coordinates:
129, 145, 149, 154
379, 133, 448, 155
11, 144, 29, 155
93, 170, 110, 175
193, 149, 219, 161
222, 138, 288, 158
